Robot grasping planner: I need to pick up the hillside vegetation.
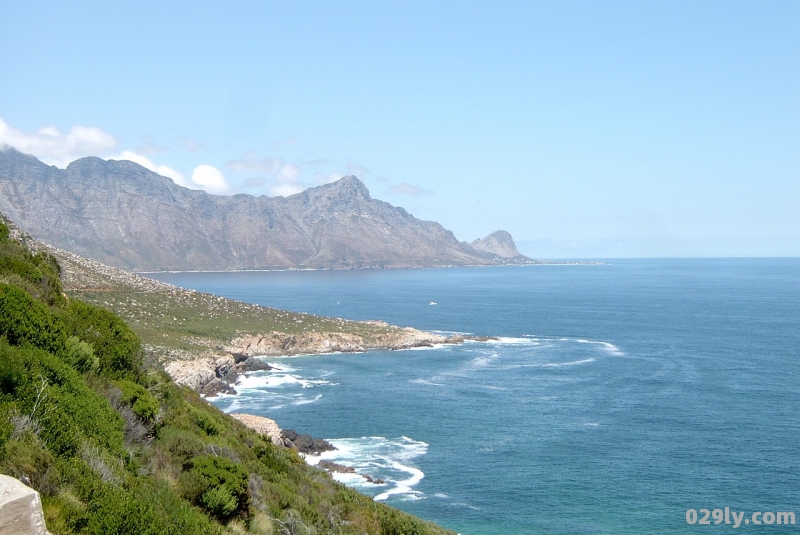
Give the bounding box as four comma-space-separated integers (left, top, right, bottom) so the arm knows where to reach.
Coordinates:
0, 218, 455, 535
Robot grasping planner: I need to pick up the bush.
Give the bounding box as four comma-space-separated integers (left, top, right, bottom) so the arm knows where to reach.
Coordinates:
0, 283, 67, 354
64, 336, 98, 373
62, 300, 143, 379
0, 224, 64, 306
116, 379, 159, 421
185, 455, 249, 521
0, 341, 125, 457
201, 485, 239, 519
156, 427, 205, 465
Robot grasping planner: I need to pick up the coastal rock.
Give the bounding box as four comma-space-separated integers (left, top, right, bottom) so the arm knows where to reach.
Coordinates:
215, 355, 238, 383
0, 475, 50, 535
316, 461, 385, 484
237, 356, 273, 372
228, 327, 449, 358
199, 378, 236, 397
229, 414, 283, 446
164, 355, 238, 395
318, 460, 355, 474
281, 429, 336, 455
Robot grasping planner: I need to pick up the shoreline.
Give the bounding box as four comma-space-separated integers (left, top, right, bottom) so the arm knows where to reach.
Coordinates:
135, 260, 602, 275
162, 329, 490, 396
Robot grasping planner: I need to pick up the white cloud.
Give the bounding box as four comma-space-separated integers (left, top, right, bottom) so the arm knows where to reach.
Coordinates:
276, 163, 300, 183
0, 117, 118, 168
1, 118, 230, 195
227, 155, 308, 197
226, 155, 284, 175
111, 151, 228, 194
268, 163, 303, 197
346, 162, 370, 178
191, 165, 229, 194
387, 182, 432, 196
109, 150, 192, 188
181, 137, 205, 152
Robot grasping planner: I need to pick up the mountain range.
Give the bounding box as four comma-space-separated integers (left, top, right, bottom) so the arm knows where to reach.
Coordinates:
0, 147, 531, 271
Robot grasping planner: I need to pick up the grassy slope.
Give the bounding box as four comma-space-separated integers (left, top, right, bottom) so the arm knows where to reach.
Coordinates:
46, 243, 405, 357
0, 218, 455, 535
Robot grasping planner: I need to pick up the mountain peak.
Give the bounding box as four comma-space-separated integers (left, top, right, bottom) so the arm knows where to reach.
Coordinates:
470, 230, 525, 259
322, 175, 371, 199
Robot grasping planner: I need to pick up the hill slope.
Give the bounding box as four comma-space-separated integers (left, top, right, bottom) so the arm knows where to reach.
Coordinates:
0, 147, 521, 271
0, 216, 456, 534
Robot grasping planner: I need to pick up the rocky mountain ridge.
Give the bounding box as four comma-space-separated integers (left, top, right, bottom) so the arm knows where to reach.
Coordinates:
0, 147, 532, 271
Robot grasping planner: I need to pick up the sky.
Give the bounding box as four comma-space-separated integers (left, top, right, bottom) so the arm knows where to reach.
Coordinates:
0, 1, 797, 258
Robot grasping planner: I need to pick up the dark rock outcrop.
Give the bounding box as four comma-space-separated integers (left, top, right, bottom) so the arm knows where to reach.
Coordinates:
0, 147, 526, 271
281, 429, 336, 455
237, 357, 273, 372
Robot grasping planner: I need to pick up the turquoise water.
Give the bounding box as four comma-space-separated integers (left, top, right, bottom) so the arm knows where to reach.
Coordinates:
149, 260, 800, 534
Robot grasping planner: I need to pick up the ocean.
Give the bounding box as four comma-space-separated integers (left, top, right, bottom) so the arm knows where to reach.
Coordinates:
148, 259, 800, 534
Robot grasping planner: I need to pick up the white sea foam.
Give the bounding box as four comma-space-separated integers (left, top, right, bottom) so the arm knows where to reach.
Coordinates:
499, 357, 596, 369
292, 394, 322, 405
235, 372, 334, 390
392, 343, 449, 352
490, 337, 538, 345
410, 378, 445, 386
305, 436, 428, 501
576, 339, 624, 355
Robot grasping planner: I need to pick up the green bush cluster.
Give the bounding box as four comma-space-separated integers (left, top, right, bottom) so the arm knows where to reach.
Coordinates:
180, 455, 249, 521
116, 379, 159, 421
61, 300, 143, 380
0, 220, 63, 306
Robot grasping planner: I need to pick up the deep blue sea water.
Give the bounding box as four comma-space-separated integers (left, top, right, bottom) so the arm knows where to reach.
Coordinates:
148, 260, 800, 534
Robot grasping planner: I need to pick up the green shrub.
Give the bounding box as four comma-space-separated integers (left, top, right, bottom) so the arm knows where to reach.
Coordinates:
0, 341, 125, 457
201, 485, 239, 519
116, 379, 158, 421
156, 427, 205, 465
0, 227, 64, 306
62, 300, 142, 379
0, 283, 67, 354
188, 405, 225, 437
64, 336, 98, 373
186, 455, 249, 520
2, 436, 60, 495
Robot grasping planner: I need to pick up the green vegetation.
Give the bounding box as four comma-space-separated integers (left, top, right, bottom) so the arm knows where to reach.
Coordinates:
0, 219, 454, 535
71, 288, 398, 354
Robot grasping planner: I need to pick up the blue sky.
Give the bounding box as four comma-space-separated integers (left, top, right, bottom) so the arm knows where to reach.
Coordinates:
1, 1, 797, 257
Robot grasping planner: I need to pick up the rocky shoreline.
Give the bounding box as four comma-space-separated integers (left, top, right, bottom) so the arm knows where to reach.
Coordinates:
162, 328, 484, 396
230, 413, 385, 485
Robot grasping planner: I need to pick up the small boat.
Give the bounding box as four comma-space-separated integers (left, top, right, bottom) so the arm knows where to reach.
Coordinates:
429, 301, 437, 305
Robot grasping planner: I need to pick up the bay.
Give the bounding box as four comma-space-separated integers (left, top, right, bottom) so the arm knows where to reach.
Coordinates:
148, 259, 800, 534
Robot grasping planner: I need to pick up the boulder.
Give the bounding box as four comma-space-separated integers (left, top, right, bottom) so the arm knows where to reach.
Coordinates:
238, 357, 272, 372
229, 414, 283, 446
281, 429, 336, 455
0, 474, 50, 535
199, 378, 236, 397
